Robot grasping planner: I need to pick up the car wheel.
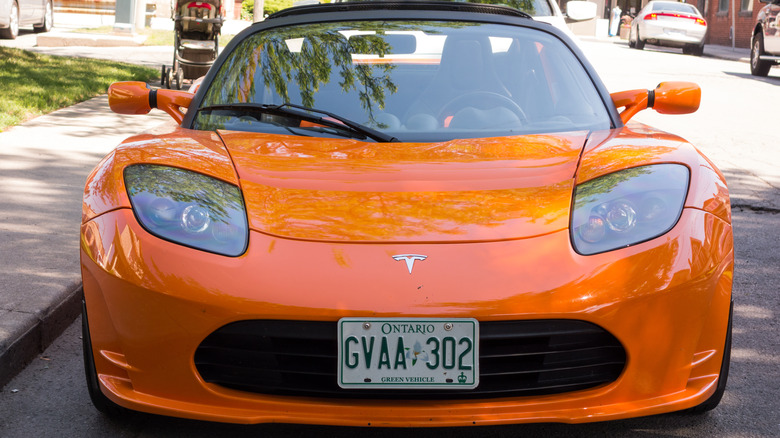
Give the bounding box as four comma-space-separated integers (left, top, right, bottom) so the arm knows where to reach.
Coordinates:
175, 67, 184, 90
682, 45, 703, 56
628, 26, 635, 48
33, 0, 53, 33
0, 1, 19, 40
635, 29, 645, 50
82, 300, 130, 418
751, 33, 772, 77
688, 302, 732, 414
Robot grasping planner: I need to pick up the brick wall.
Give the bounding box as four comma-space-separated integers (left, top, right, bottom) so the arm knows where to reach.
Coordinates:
699, 0, 761, 48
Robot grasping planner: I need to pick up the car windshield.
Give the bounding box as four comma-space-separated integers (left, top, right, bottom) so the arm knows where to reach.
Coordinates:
651, 2, 698, 14
195, 20, 611, 142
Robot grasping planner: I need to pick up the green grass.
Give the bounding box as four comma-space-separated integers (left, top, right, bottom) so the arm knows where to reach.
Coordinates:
74, 26, 234, 47
0, 47, 158, 131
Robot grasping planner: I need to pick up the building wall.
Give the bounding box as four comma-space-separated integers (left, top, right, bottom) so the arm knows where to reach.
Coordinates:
700, 0, 761, 48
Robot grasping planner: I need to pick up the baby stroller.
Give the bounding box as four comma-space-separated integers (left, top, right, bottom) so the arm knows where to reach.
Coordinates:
161, 0, 224, 89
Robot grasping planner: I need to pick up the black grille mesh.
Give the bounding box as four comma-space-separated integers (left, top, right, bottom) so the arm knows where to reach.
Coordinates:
194, 319, 626, 399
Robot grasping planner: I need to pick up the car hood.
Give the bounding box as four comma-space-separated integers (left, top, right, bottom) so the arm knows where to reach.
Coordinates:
219, 131, 589, 243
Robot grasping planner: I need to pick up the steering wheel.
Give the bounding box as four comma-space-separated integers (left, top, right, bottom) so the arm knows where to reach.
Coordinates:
439, 92, 528, 126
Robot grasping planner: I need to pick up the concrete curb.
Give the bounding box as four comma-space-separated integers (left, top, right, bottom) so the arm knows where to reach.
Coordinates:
0, 285, 82, 387
704, 49, 751, 63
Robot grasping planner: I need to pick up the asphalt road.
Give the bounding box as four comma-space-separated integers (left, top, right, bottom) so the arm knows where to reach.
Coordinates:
0, 40, 778, 437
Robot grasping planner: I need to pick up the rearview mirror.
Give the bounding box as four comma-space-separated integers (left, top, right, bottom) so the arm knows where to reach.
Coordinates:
610, 81, 700, 124
108, 81, 194, 125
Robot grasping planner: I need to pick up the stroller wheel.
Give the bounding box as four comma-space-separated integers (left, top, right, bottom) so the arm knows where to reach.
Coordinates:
166, 68, 174, 90
175, 68, 184, 90
160, 65, 167, 88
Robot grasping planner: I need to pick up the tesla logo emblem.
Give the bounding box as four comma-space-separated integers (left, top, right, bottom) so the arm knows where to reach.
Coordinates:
392, 254, 428, 274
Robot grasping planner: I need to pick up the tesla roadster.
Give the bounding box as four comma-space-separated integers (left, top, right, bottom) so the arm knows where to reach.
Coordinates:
81, 0, 733, 426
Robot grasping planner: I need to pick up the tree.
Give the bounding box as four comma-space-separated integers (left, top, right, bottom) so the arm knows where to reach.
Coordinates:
242, 0, 293, 20
199, 22, 406, 128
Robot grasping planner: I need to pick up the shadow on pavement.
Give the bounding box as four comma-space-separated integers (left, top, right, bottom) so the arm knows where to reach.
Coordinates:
723, 71, 780, 85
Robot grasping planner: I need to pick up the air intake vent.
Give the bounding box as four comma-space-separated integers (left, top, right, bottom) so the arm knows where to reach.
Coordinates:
194, 319, 626, 399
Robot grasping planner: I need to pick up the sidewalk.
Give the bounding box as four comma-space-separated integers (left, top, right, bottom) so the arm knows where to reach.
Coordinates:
30, 12, 250, 47
0, 13, 251, 68
0, 98, 169, 387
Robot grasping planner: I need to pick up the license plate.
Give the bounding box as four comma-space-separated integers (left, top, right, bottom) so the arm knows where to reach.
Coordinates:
338, 318, 479, 389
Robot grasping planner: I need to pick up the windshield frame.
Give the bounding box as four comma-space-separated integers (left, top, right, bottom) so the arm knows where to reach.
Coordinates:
182, 2, 622, 133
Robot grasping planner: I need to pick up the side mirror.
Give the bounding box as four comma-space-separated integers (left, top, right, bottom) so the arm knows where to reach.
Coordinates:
108, 81, 194, 125
610, 81, 700, 124
566, 1, 598, 21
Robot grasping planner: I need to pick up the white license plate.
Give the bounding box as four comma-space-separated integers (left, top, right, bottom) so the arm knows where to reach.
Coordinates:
337, 318, 479, 389
665, 28, 686, 36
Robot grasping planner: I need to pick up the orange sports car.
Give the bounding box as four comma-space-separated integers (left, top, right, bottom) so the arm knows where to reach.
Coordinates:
80, 0, 733, 426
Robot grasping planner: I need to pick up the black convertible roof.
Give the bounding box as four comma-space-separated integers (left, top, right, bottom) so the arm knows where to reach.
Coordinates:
267, 0, 532, 20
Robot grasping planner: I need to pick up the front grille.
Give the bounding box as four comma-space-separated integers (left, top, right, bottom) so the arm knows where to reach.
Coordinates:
194, 320, 626, 399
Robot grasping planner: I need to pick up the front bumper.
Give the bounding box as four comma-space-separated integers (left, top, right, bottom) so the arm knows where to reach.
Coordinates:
80, 207, 733, 426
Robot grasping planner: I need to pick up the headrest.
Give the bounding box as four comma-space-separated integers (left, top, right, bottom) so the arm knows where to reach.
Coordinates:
348, 33, 417, 55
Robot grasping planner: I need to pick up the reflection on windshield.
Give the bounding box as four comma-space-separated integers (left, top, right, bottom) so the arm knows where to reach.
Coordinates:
196, 20, 610, 141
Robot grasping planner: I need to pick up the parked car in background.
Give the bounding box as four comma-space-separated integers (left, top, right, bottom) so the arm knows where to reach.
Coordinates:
0, 0, 53, 39
751, 0, 780, 76
629, 0, 706, 55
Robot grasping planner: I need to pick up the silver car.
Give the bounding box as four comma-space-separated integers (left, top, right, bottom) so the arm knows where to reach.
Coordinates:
0, 0, 53, 39
629, 0, 706, 55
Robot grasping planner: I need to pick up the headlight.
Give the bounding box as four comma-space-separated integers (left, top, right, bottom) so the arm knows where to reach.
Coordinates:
124, 164, 248, 256
571, 164, 689, 255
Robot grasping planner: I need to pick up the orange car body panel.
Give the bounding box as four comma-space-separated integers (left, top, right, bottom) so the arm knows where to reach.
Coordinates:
222, 130, 587, 242
81, 117, 733, 425
108, 82, 193, 125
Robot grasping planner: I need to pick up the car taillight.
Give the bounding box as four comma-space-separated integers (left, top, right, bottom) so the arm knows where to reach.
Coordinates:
644, 12, 706, 25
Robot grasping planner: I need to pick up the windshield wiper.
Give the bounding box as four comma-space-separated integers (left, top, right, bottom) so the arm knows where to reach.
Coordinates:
197, 102, 398, 143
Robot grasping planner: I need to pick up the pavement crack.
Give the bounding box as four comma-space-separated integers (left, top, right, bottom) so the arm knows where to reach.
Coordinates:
1, 308, 37, 315
732, 204, 780, 214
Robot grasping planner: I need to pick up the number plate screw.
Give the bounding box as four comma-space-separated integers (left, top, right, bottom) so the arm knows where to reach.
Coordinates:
363, 322, 371, 330
444, 323, 453, 331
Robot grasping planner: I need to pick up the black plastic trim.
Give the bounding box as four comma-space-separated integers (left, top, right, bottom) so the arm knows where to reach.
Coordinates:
148, 88, 157, 109
194, 319, 627, 400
